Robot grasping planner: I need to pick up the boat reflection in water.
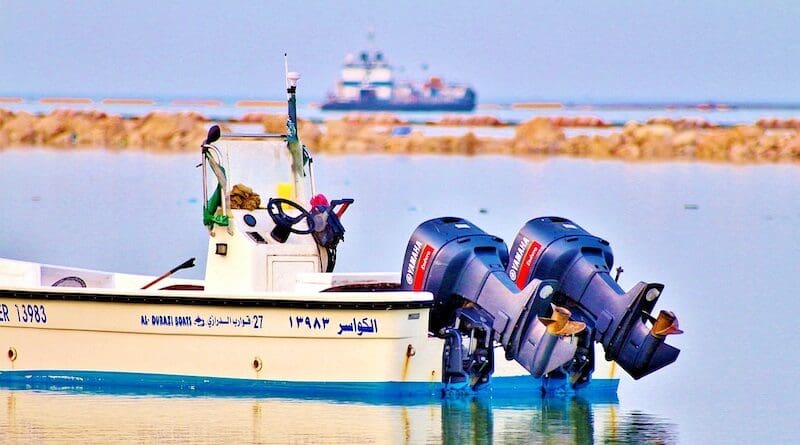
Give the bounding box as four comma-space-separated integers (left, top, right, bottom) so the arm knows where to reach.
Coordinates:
0, 387, 676, 444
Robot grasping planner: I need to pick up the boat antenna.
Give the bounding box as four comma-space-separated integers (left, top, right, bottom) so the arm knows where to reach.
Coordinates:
284, 56, 306, 201
285, 56, 300, 142
284, 53, 289, 91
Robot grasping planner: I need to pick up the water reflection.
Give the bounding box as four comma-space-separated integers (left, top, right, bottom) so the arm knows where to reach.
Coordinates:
0, 389, 676, 444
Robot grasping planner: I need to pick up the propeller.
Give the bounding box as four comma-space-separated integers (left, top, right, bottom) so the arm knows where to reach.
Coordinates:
651, 310, 683, 337
539, 304, 586, 336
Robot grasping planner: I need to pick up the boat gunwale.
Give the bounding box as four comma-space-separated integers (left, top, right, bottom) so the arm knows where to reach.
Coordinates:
219, 133, 287, 140
0, 287, 434, 310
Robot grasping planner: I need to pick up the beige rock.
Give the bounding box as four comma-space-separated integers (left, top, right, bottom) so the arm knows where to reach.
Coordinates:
728, 143, 751, 163
615, 143, 641, 160
671, 130, 697, 147
631, 124, 675, 144
2, 112, 37, 144
512, 118, 564, 153
450, 133, 474, 154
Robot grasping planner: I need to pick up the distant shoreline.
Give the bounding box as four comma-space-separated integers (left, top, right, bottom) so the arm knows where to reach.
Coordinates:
1, 108, 798, 165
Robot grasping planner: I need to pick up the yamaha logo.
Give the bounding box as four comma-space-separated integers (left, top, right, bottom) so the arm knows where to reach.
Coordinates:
509, 237, 530, 282
405, 240, 423, 285
509, 237, 542, 287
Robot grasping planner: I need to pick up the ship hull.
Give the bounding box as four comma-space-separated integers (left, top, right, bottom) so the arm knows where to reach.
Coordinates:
321, 98, 476, 112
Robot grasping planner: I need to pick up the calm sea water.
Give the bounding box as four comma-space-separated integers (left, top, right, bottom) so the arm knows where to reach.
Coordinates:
1, 148, 799, 443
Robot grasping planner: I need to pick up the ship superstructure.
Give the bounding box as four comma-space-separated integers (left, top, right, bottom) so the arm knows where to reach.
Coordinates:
322, 50, 476, 111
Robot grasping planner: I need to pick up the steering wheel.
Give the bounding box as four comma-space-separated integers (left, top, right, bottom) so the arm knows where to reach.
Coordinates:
267, 198, 316, 242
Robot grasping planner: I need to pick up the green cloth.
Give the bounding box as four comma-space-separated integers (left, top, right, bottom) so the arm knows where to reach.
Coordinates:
203, 185, 229, 228
203, 149, 229, 228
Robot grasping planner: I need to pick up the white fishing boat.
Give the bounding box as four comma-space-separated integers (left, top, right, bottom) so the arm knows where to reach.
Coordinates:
0, 71, 681, 398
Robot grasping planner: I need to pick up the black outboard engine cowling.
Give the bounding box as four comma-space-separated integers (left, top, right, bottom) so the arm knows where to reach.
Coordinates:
402, 217, 586, 390
401, 217, 509, 332
508, 217, 682, 380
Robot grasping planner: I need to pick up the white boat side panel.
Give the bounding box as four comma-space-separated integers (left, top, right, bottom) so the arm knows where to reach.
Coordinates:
269, 258, 318, 291
0, 259, 40, 287
296, 272, 401, 285
0, 299, 432, 338
0, 258, 202, 291
0, 299, 444, 383
40, 265, 114, 289
1, 283, 431, 303
110, 274, 204, 290
205, 209, 325, 293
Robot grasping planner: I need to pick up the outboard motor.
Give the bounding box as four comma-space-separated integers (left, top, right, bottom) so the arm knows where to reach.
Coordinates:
507, 217, 682, 380
401, 217, 586, 391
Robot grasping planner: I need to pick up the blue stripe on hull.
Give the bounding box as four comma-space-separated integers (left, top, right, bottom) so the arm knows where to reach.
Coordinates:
0, 370, 618, 404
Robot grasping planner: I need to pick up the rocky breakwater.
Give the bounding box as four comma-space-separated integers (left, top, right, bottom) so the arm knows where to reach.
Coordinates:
315, 119, 501, 156
308, 114, 800, 163
0, 109, 210, 150
559, 121, 800, 163
2, 109, 799, 163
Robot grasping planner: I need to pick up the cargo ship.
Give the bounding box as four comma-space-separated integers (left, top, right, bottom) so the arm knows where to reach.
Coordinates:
321, 50, 476, 111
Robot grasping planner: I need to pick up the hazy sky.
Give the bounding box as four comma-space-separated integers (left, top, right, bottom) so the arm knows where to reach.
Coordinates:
1, 1, 798, 103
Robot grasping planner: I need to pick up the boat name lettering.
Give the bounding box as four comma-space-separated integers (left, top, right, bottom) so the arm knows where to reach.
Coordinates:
0, 303, 47, 324
337, 317, 378, 336
139, 314, 264, 329
288, 315, 330, 330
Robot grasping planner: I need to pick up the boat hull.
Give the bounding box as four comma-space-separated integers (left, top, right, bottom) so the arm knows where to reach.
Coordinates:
0, 289, 617, 397
0, 369, 618, 401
